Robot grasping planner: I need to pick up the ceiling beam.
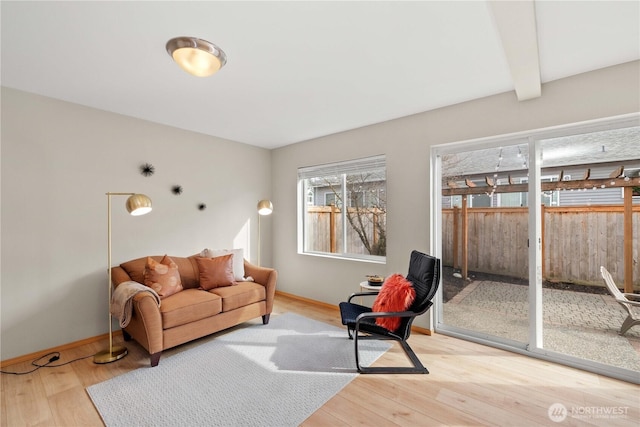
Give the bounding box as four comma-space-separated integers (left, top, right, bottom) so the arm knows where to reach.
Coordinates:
487, 0, 541, 101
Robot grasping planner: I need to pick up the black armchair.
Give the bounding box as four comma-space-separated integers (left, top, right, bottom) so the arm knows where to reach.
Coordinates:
339, 250, 440, 374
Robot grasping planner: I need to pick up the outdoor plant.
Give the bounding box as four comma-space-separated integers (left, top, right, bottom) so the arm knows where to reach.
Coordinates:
323, 172, 386, 256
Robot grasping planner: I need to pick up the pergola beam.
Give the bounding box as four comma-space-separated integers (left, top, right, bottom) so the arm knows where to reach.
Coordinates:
442, 176, 640, 196
624, 187, 634, 292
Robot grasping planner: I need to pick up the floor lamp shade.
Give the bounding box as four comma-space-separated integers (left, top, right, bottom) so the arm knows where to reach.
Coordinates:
126, 194, 152, 216
257, 199, 273, 216
94, 192, 152, 364
257, 200, 273, 266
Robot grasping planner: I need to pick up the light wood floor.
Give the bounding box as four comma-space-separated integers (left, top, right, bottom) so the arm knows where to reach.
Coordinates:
2, 294, 639, 426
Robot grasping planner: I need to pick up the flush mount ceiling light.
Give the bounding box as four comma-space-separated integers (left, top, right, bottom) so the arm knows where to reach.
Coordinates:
166, 36, 227, 77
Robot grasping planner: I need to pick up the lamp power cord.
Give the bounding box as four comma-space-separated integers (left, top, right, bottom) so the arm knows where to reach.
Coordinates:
0, 351, 93, 375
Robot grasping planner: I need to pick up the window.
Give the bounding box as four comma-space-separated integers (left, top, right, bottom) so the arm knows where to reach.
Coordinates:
623, 168, 640, 197
298, 155, 386, 261
324, 192, 338, 207
498, 177, 528, 207
540, 176, 560, 206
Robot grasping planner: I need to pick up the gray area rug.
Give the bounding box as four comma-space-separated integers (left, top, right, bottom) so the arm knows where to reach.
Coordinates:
87, 312, 391, 426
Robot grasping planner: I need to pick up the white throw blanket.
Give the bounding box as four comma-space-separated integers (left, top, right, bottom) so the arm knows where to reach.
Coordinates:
110, 281, 161, 328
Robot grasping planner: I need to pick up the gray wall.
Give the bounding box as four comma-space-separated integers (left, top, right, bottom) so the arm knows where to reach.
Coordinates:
270, 61, 640, 329
1, 88, 272, 360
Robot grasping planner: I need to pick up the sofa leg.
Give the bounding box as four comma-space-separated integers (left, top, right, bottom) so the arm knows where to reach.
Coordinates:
150, 352, 161, 367
262, 314, 270, 325
122, 330, 132, 341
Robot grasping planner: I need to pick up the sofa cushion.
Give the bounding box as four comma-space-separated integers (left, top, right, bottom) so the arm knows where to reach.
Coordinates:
119, 255, 200, 289
143, 255, 183, 299
200, 248, 245, 281
209, 282, 266, 312
196, 254, 235, 289
160, 289, 222, 329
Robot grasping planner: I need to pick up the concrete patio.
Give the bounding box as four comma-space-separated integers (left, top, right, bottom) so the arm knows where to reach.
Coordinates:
443, 280, 640, 372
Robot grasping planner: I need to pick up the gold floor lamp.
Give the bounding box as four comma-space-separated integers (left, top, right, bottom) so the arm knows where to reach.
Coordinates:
257, 200, 273, 266
94, 192, 152, 364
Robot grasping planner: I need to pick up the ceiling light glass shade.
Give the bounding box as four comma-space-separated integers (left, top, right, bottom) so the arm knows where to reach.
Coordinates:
257, 200, 273, 216
166, 37, 227, 77
126, 194, 152, 216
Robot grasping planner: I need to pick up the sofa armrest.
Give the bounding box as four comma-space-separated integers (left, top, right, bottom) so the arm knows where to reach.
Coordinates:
124, 292, 163, 355
244, 260, 278, 314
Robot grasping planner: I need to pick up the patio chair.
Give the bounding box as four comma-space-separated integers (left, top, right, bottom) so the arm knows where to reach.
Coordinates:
600, 266, 640, 335
339, 250, 440, 374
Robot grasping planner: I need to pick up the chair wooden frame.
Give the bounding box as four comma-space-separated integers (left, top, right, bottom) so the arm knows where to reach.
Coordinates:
340, 250, 440, 374
600, 266, 640, 335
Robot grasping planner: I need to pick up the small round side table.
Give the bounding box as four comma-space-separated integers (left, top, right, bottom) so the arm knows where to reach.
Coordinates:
359, 281, 383, 293
359, 281, 382, 304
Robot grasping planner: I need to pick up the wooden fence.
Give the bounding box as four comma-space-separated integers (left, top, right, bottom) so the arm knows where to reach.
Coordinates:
443, 205, 640, 290
305, 206, 385, 255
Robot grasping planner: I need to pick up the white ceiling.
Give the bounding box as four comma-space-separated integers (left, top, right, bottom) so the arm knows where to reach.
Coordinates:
2, 1, 639, 149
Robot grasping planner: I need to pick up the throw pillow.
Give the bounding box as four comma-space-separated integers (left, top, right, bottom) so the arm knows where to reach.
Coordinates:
201, 248, 245, 281
371, 274, 416, 331
144, 255, 183, 299
196, 254, 236, 290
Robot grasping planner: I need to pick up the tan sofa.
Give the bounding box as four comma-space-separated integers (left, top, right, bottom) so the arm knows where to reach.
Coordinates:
111, 255, 277, 367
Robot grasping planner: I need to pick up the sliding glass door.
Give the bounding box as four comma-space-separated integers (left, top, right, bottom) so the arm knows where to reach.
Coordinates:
437, 140, 531, 348
432, 116, 640, 383
537, 127, 640, 375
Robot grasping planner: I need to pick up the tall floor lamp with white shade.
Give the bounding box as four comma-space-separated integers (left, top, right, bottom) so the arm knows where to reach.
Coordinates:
94, 192, 152, 364
257, 200, 273, 266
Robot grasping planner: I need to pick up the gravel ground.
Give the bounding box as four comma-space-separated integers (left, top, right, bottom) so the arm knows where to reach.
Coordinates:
442, 266, 608, 303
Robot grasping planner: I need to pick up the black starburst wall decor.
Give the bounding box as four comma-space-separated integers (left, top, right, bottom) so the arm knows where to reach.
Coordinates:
172, 185, 183, 195
198, 203, 207, 211
140, 163, 155, 177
